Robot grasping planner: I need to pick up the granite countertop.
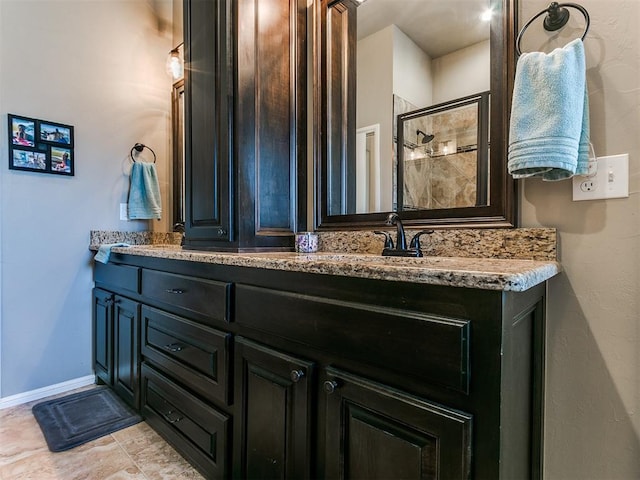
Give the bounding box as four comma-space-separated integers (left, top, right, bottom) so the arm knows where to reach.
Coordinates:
91, 243, 561, 292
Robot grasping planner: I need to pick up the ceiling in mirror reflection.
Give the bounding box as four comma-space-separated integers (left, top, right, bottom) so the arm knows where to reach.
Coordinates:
357, 0, 491, 58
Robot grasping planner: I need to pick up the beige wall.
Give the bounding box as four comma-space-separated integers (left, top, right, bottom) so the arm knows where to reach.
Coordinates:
432, 40, 490, 104
0, 0, 172, 398
392, 25, 432, 109
518, 1, 640, 478
357, 26, 394, 210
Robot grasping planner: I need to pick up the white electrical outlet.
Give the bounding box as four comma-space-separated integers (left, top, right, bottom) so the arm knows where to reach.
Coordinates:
572, 154, 629, 201
119, 203, 129, 221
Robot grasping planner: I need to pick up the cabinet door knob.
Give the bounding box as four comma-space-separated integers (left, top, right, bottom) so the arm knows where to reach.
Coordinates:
323, 380, 339, 394
217, 228, 227, 236
165, 288, 185, 294
290, 369, 305, 383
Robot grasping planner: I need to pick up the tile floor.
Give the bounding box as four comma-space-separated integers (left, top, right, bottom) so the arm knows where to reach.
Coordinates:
0, 387, 204, 480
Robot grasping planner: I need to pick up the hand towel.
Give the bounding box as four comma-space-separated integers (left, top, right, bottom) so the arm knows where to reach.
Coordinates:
508, 38, 590, 181
94, 243, 130, 264
128, 161, 162, 219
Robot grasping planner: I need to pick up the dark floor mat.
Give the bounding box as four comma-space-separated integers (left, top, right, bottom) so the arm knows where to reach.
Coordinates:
32, 386, 142, 452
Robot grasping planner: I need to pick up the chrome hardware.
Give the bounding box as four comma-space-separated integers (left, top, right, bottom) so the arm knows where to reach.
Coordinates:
163, 343, 184, 353
162, 410, 183, 424
290, 370, 305, 383
165, 288, 185, 294
323, 380, 339, 394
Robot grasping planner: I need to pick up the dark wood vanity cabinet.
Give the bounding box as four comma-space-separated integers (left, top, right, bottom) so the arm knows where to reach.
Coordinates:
234, 337, 315, 479
183, 0, 307, 251
112, 296, 141, 410
92, 290, 141, 410
92, 288, 113, 386
323, 367, 473, 479
92, 262, 141, 410
94, 255, 546, 479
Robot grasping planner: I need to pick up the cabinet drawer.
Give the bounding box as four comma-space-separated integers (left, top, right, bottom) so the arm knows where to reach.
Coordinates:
141, 269, 231, 324
236, 285, 470, 393
141, 305, 231, 405
94, 261, 140, 294
141, 363, 229, 479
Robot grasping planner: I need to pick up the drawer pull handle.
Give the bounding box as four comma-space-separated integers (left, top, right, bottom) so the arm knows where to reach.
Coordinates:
163, 343, 184, 353
162, 410, 183, 424
290, 369, 305, 383
165, 288, 185, 294
323, 380, 339, 394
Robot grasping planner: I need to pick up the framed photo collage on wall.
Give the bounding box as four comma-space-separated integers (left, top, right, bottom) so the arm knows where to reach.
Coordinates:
8, 113, 74, 176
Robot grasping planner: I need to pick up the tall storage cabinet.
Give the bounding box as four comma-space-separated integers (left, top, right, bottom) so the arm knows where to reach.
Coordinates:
183, 0, 307, 252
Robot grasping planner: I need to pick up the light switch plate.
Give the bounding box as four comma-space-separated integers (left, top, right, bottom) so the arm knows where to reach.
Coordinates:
572, 154, 629, 201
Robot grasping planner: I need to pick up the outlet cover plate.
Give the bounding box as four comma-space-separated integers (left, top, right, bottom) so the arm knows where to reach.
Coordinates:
572, 154, 629, 201
120, 203, 128, 221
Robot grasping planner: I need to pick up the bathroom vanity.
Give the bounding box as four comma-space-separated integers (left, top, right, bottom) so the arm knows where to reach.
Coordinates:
92, 242, 559, 479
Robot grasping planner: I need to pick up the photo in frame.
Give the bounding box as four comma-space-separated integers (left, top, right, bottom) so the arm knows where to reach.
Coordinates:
7, 114, 75, 176
11, 148, 47, 172
50, 146, 73, 175
9, 114, 36, 148
39, 121, 73, 146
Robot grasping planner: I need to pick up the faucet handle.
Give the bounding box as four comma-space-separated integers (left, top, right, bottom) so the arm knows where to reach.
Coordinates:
373, 230, 394, 249
409, 230, 434, 251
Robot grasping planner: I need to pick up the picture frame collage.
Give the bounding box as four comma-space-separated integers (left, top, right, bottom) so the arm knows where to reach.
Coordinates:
8, 113, 74, 176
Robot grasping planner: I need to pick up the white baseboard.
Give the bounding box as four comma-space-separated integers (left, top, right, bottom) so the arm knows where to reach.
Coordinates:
0, 375, 96, 410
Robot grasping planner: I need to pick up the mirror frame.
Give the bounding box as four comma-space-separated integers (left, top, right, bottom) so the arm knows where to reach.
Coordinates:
314, 0, 518, 230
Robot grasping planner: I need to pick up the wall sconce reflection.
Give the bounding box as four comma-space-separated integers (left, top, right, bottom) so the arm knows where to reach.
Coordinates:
166, 43, 184, 81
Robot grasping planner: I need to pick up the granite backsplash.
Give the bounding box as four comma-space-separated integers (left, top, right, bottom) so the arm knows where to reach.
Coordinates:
91, 227, 557, 262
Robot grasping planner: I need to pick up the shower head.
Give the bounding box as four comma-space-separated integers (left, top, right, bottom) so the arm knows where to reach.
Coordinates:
416, 129, 434, 144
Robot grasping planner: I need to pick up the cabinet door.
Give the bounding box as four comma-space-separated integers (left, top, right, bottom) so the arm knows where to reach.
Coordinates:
234, 337, 314, 479
93, 288, 113, 386
183, 0, 233, 248
235, 0, 308, 248
113, 296, 141, 410
324, 368, 473, 480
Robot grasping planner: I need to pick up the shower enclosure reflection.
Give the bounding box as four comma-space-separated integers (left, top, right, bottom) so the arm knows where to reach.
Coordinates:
397, 91, 490, 211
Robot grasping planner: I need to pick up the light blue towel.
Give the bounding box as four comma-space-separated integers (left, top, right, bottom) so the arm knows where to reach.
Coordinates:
128, 162, 162, 219
508, 38, 590, 181
94, 243, 130, 264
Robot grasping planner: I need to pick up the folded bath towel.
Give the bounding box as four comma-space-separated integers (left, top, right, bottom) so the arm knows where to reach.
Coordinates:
508, 38, 590, 181
128, 161, 162, 219
94, 243, 130, 264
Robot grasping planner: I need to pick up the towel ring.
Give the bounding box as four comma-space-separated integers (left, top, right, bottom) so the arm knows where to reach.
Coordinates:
130, 143, 156, 163
516, 2, 590, 56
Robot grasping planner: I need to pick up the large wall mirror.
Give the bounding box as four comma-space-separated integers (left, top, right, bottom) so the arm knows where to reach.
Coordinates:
315, 0, 517, 229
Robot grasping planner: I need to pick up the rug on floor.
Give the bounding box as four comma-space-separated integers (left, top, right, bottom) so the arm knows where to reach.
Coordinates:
32, 386, 142, 452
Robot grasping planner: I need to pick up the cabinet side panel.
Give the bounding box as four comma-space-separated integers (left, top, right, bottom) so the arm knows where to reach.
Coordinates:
500, 292, 545, 479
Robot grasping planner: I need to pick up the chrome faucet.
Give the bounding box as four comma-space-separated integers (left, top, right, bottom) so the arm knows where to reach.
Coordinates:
375, 213, 433, 257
